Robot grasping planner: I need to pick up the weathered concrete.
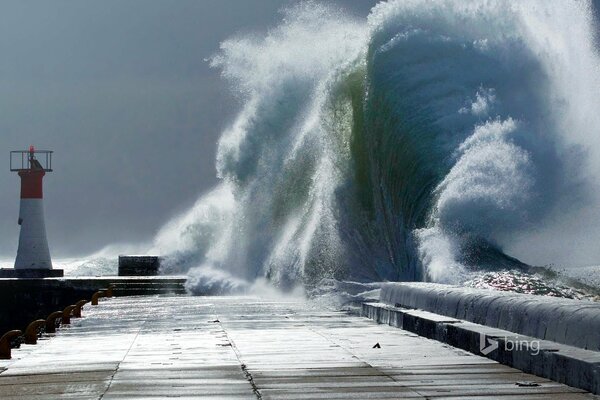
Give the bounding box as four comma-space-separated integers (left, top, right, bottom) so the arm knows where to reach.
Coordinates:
367, 283, 600, 395
380, 282, 600, 351
118, 256, 161, 276
0, 277, 186, 334
0, 295, 597, 399
0, 269, 63, 278
363, 302, 600, 395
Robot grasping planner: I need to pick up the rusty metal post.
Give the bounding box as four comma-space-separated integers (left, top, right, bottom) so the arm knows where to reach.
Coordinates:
106, 285, 114, 298
24, 320, 46, 345
91, 290, 105, 306
0, 330, 22, 359
45, 311, 63, 333
73, 300, 87, 318
62, 305, 76, 325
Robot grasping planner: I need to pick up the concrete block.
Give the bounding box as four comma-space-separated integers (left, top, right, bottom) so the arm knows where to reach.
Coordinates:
118, 256, 161, 276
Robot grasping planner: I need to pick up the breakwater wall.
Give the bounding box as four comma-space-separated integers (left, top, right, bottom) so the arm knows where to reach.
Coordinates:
364, 282, 600, 394
379, 282, 600, 350
0, 276, 186, 334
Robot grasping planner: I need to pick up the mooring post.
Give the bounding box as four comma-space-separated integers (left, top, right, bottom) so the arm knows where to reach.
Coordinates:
0, 330, 22, 359
62, 305, 76, 325
73, 300, 87, 318
24, 320, 46, 345
91, 290, 105, 306
45, 311, 63, 334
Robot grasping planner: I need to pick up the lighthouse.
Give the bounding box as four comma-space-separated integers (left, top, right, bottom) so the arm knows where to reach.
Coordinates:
0, 147, 62, 278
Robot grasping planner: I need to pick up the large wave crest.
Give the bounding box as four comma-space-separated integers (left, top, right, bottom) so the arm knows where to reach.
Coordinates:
152, 0, 600, 290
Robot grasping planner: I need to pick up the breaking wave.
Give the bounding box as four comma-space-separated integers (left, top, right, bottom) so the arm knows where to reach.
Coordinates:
152, 0, 600, 291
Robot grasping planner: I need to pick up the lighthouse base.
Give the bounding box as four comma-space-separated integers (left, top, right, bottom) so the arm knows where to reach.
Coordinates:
0, 268, 63, 278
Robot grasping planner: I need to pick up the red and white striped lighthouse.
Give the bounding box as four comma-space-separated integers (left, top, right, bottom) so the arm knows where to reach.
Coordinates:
12, 147, 53, 271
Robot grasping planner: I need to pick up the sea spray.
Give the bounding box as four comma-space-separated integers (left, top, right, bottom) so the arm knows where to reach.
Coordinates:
154, 3, 369, 289
151, 0, 600, 292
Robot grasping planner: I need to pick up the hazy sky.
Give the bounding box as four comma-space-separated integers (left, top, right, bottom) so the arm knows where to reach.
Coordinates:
0, 0, 375, 258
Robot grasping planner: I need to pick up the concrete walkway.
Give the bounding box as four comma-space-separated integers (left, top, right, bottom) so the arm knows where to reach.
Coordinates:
0, 295, 597, 399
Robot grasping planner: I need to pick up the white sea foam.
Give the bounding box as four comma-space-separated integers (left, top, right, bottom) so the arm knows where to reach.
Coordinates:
143, 1, 600, 290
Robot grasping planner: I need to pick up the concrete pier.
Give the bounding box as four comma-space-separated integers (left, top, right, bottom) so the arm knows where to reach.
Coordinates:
0, 294, 597, 399
364, 282, 600, 395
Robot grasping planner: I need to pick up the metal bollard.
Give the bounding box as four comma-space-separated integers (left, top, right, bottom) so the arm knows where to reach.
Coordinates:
62, 305, 77, 325
24, 320, 46, 345
0, 330, 22, 359
73, 300, 87, 318
91, 290, 106, 306
106, 285, 114, 298
45, 311, 63, 334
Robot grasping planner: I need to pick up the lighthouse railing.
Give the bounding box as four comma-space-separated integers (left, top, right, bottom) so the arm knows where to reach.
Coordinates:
10, 150, 53, 172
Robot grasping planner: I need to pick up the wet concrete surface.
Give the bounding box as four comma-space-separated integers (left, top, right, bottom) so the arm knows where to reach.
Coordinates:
0, 295, 597, 399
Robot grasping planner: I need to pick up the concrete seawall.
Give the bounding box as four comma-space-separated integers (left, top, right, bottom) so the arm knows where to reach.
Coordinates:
363, 282, 600, 394
0, 276, 186, 334
380, 282, 600, 350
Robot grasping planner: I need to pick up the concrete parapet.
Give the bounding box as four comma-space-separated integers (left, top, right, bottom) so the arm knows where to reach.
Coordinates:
363, 301, 600, 394
380, 282, 600, 351
0, 269, 63, 278
0, 276, 186, 334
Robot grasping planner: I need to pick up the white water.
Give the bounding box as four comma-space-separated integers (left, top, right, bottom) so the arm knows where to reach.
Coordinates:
46, 1, 600, 294
411, 0, 600, 277
151, 3, 368, 291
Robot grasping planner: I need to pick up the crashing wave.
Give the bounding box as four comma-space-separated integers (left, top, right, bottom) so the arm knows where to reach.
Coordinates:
151, 1, 600, 293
